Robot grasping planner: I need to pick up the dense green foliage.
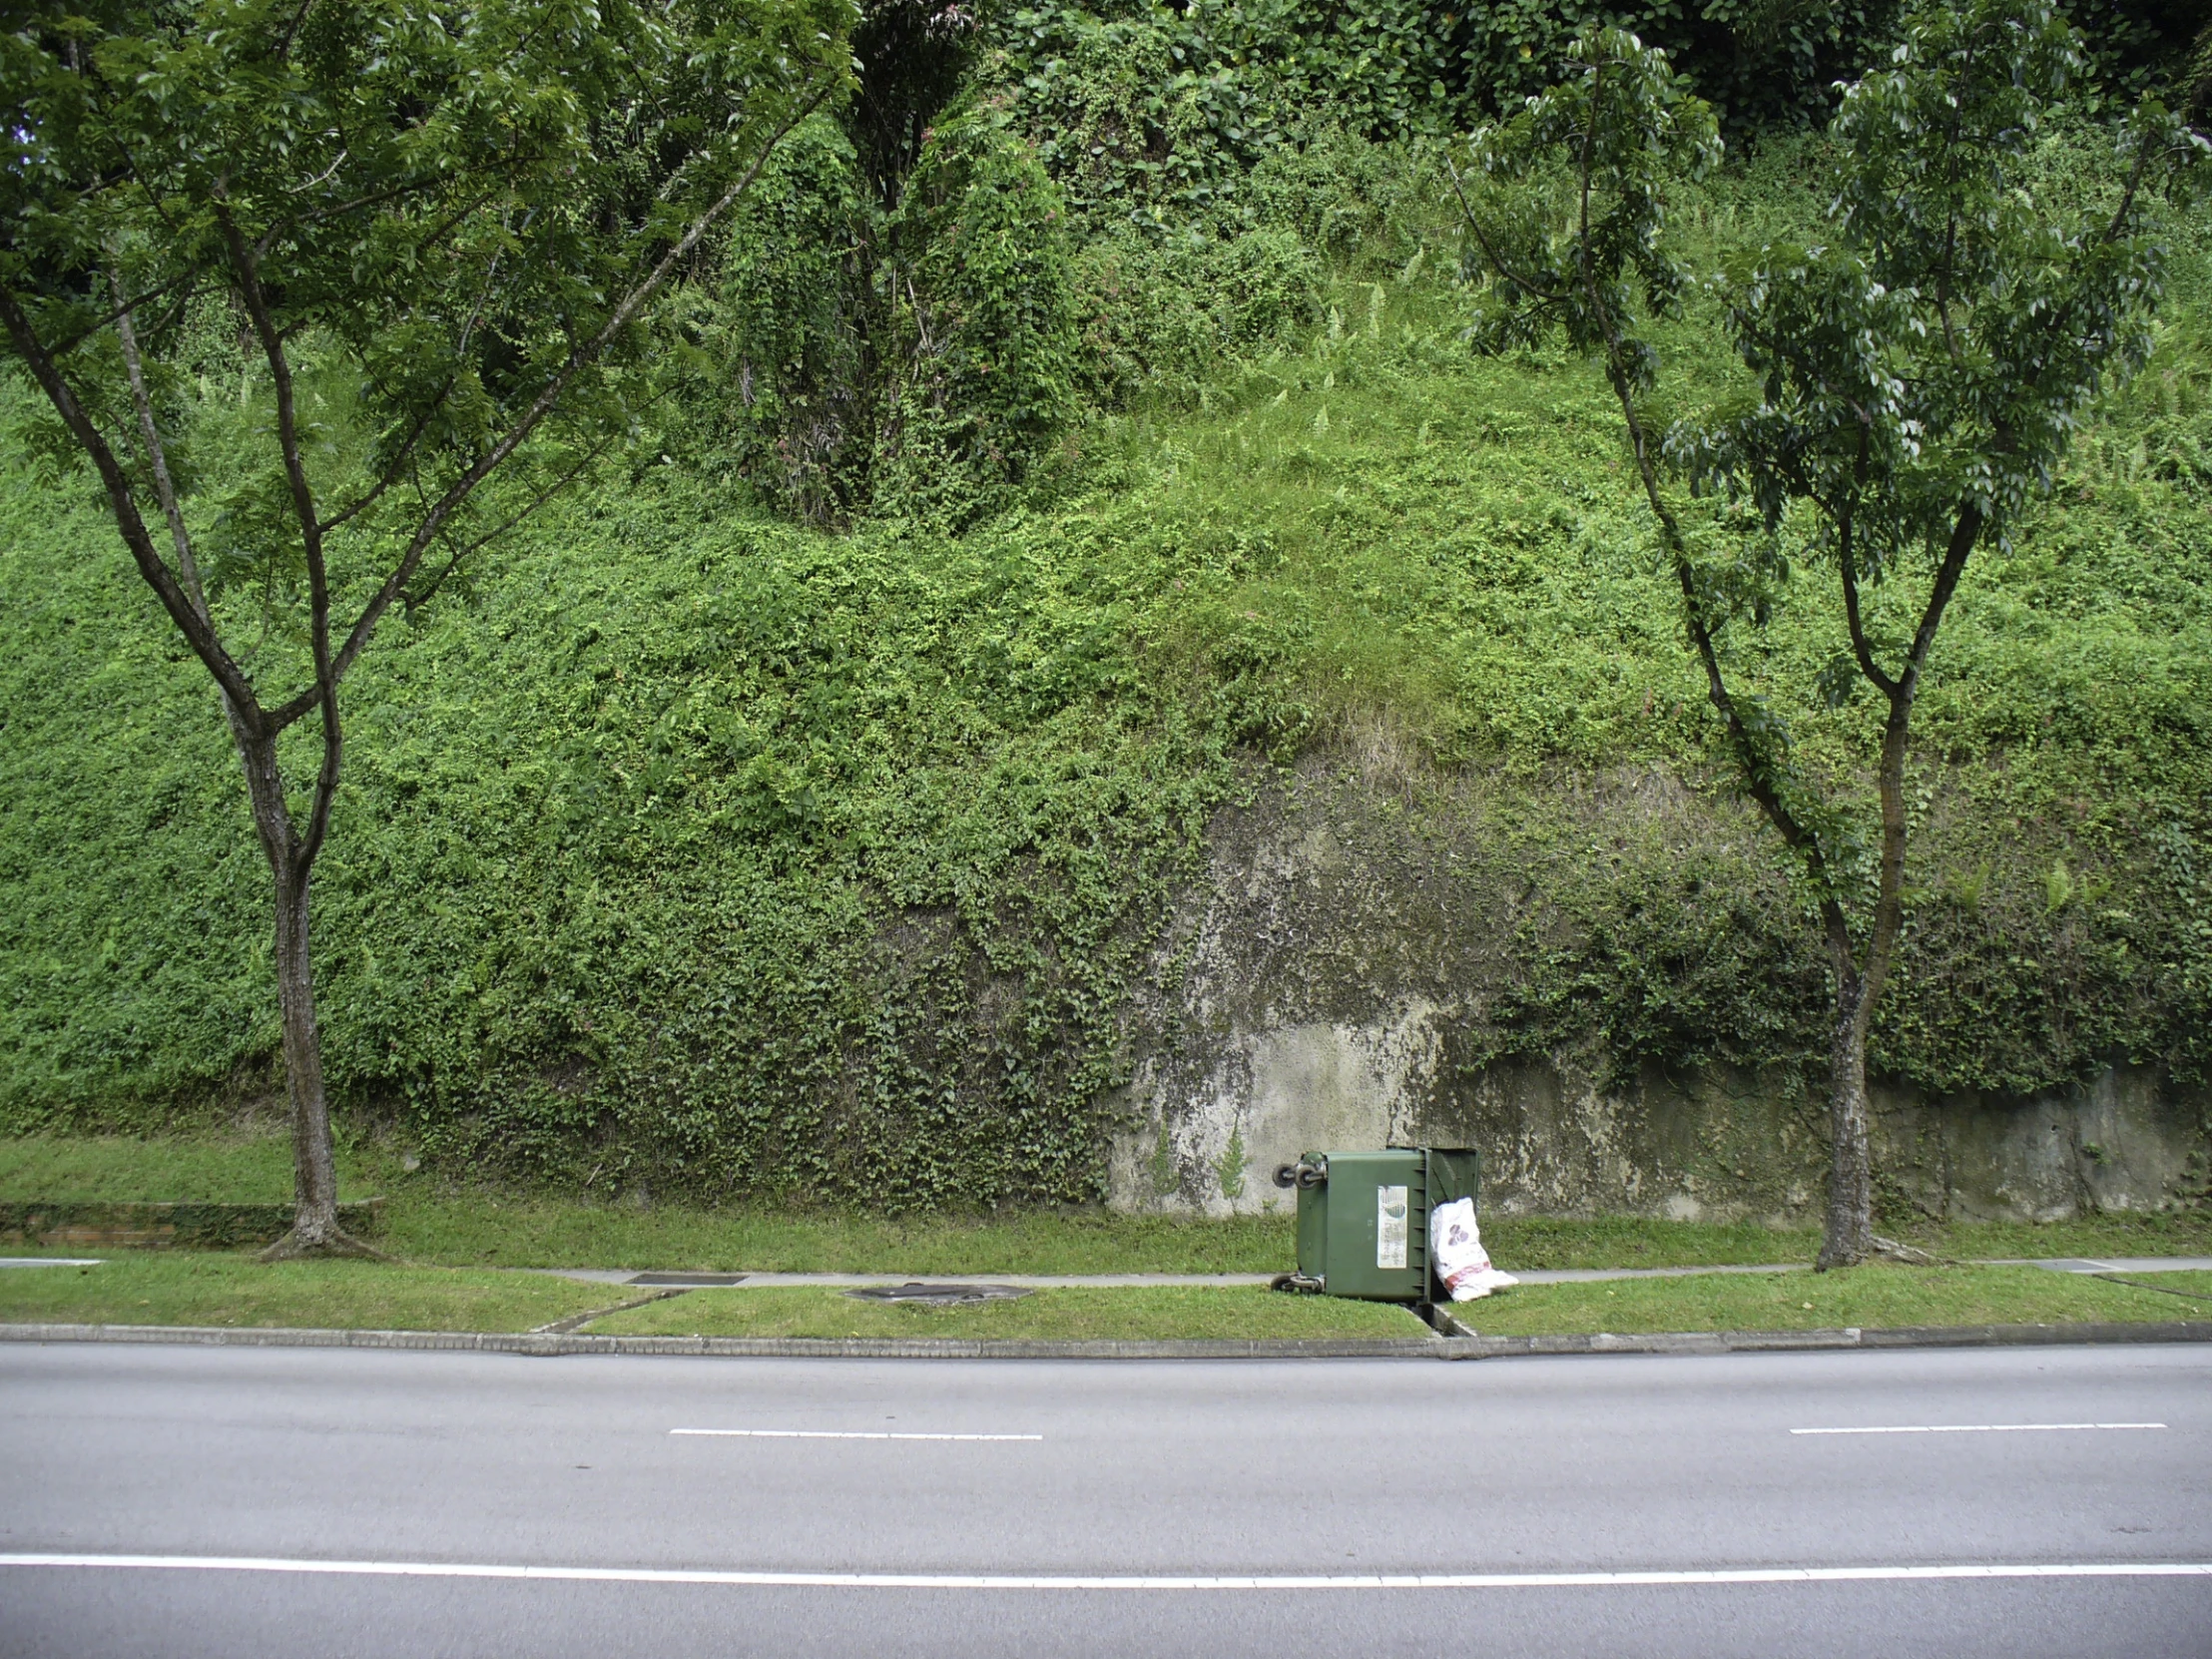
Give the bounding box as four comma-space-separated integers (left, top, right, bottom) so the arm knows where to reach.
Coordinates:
2, 3, 2208, 1209
975, 0, 2185, 177
672, 0, 2206, 526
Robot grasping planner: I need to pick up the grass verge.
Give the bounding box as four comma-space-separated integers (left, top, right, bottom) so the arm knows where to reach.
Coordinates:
2092, 1269, 2212, 1306
1479, 1216, 1820, 1269
1889, 1214, 2212, 1264
0, 1252, 614, 1333
0, 1254, 2202, 1340
1451, 1265, 2210, 1337
0, 1134, 1297, 1272
584, 1286, 1429, 1342
4, 1133, 2209, 1276
375, 1198, 1299, 1275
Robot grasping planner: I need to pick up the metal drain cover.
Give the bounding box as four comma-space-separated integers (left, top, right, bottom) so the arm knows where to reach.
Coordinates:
843, 1282, 1031, 1306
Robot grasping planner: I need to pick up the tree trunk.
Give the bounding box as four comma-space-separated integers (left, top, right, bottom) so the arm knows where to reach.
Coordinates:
270, 860, 346, 1252
1818, 972, 1876, 1270
234, 728, 375, 1261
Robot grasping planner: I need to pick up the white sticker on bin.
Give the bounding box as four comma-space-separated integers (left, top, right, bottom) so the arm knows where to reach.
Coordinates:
1377, 1185, 1408, 1270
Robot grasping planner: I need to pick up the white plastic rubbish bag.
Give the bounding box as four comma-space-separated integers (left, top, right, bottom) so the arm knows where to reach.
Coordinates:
1429, 1196, 1518, 1302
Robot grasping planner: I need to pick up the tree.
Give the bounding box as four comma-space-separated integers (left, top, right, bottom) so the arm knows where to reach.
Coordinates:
1, 0, 853, 1256
1448, 5, 2206, 1267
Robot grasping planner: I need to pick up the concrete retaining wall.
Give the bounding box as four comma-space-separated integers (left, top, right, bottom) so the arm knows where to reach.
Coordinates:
1106, 758, 2211, 1222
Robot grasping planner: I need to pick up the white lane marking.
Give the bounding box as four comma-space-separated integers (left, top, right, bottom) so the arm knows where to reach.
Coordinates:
671, 1429, 1042, 1442
1793, 1423, 2168, 1436
1, 1555, 2207, 1590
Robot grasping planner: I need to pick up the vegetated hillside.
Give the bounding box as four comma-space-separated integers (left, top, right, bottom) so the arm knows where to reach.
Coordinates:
3, 41, 2209, 1206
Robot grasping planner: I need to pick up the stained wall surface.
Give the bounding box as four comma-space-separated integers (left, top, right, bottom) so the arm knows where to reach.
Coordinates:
1108, 758, 2211, 1221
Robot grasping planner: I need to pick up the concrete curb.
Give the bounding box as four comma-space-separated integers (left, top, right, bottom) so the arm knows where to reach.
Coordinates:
0, 1319, 2207, 1362
0, 1322, 1442, 1360
1435, 1320, 2212, 1360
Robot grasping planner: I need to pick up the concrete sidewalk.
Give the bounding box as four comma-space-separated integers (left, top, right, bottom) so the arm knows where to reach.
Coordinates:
523, 1257, 2212, 1291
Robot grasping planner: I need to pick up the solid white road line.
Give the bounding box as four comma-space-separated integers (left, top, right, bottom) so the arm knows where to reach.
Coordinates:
1792, 1423, 2168, 1436
1, 1555, 2207, 1590
670, 1429, 1043, 1442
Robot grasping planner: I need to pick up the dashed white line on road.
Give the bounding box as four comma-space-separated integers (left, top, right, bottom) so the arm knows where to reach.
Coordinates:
3, 1555, 2208, 1590
1792, 1423, 2167, 1436
671, 1429, 1043, 1441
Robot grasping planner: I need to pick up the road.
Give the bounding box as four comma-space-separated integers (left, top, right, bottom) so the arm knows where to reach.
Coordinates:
1, 1341, 2206, 1656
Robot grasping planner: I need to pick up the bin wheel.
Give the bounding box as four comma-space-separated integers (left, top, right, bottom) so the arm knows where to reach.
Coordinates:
1272, 1163, 1300, 1190
1270, 1272, 1325, 1295
1296, 1164, 1327, 1190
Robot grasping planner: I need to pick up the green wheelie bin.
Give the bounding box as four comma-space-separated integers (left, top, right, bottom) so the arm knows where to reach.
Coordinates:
1271, 1146, 1481, 1303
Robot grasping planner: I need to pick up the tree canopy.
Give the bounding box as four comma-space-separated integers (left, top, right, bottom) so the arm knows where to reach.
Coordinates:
2, 0, 853, 1249
1451, 4, 2206, 1263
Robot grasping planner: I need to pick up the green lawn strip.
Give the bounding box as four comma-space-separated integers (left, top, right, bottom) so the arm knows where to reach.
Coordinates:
1451, 1265, 2205, 1338
6, 1133, 2210, 1276
0, 1251, 616, 1332
229, 1195, 2212, 1275
1480, 1212, 2212, 1270
586, 1285, 1430, 1342
2090, 1269, 2212, 1305
1, 1256, 2203, 1343
376, 1198, 1300, 1275
0, 1134, 1292, 1271
1476, 1216, 1821, 1269
1901, 1214, 2212, 1263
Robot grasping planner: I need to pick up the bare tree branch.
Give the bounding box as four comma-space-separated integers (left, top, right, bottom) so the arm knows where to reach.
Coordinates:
215, 204, 344, 871
404, 427, 624, 613
273, 0, 317, 63
266, 78, 836, 734
316, 378, 456, 535
1570, 173, 1830, 884
110, 267, 212, 623
1855, 501, 1980, 1024
260, 159, 526, 261
0, 284, 263, 723
45, 271, 206, 361
1837, 425, 1899, 699
1442, 155, 1573, 308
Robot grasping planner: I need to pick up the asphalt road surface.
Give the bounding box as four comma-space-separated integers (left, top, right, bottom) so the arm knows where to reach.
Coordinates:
2, 1340, 2207, 1657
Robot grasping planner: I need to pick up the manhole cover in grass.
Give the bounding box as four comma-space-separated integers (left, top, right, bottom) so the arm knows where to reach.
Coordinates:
844, 1282, 1032, 1306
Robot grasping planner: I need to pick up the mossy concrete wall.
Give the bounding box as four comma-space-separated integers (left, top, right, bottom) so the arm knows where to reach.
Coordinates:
1107, 755, 2212, 1222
